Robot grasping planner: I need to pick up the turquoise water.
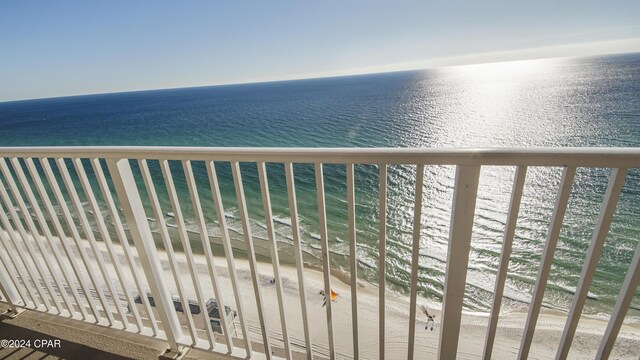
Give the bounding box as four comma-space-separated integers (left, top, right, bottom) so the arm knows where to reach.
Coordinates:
0, 53, 639, 315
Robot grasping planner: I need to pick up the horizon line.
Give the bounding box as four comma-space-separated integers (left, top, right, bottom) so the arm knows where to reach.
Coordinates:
2, 48, 639, 104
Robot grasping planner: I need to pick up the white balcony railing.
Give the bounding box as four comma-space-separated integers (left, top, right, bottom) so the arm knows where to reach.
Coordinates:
0, 147, 638, 360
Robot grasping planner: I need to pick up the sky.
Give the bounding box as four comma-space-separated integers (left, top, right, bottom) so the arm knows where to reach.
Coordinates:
1, 1, 639, 102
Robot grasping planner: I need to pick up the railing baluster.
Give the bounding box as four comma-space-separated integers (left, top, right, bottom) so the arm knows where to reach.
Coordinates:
0, 229, 34, 308
8, 157, 86, 320
596, 231, 640, 359
284, 162, 313, 360
483, 166, 527, 360
231, 161, 272, 358
439, 165, 481, 360
0, 167, 57, 313
518, 166, 576, 360
378, 164, 387, 360
138, 159, 198, 346
556, 168, 626, 359
258, 162, 293, 360
315, 163, 336, 360
182, 160, 233, 352
72, 158, 142, 331
56, 158, 128, 327
107, 158, 184, 352
206, 160, 253, 356
160, 159, 217, 349
40, 157, 109, 324
346, 163, 359, 360
407, 164, 425, 360
91, 158, 160, 336
25, 158, 98, 320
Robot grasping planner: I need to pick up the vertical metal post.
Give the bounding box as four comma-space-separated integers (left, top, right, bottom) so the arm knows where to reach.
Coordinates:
106, 158, 183, 351
315, 163, 336, 360
407, 164, 425, 360
483, 166, 527, 360
378, 164, 387, 360
285, 162, 313, 360
346, 163, 359, 360
438, 165, 481, 360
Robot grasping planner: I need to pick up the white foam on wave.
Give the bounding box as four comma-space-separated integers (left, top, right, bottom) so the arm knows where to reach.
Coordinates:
272, 215, 292, 227
224, 208, 238, 220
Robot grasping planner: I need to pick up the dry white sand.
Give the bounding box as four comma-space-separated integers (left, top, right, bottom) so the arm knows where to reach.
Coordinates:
3, 232, 639, 359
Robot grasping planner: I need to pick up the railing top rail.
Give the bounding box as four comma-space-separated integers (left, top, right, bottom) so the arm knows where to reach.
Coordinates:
1, 146, 640, 167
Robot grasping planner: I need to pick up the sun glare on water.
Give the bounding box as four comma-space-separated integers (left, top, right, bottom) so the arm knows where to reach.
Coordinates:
405, 58, 572, 148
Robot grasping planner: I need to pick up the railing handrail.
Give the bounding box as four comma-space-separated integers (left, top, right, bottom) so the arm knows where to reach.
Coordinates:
1, 146, 640, 166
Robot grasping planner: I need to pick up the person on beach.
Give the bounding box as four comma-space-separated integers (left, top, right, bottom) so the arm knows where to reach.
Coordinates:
319, 289, 338, 307
421, 305, 435, 331
267, 278, 275, 285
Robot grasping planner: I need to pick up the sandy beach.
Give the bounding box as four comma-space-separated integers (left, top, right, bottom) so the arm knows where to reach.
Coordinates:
3, 232, 639, 359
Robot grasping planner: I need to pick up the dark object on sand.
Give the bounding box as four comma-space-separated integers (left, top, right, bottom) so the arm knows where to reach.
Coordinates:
421, 305, 436, 331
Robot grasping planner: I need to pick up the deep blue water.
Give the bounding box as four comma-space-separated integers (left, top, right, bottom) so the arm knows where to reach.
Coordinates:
1, 53, 639, 314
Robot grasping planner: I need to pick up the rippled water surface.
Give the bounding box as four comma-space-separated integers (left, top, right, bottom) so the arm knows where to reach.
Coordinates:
1, 53, 639, 315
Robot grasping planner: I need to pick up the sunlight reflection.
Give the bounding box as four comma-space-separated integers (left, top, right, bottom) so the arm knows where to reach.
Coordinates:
406, 58, 571, 148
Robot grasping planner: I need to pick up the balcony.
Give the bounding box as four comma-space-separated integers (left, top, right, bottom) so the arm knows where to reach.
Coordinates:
0, 146, 639, 359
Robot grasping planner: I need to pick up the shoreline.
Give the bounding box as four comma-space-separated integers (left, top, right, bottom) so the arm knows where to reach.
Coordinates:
3, 231, 640, 358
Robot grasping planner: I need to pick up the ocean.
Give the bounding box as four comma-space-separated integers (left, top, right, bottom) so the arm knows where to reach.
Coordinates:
1, 53, 639, 316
